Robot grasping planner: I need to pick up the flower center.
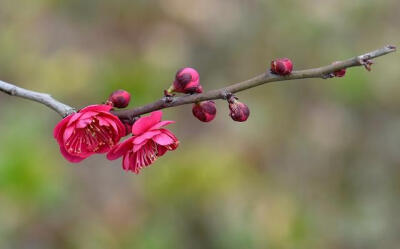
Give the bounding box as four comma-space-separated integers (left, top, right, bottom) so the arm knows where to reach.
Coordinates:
65, 119, 115, 155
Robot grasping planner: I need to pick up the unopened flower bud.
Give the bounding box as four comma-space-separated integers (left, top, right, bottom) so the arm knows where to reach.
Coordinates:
192, 101, 217, 122
169, 67, 203, 94
332, 62, 346, 77
228, 97, 250, 122
270, 58, 293, 76
108, 89, 131, 108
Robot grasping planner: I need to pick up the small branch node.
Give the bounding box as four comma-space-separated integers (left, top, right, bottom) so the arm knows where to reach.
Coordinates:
221, 90, 232, 100
7, 86, 18, 95
63, 108, 76, 117
322, 73, 335, 79
163, 96, 174, 104
358, 57, 374, 71
226, 93, 238, 104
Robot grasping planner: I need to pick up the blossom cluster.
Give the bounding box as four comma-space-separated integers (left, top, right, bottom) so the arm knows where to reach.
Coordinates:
54, 90, 178, 174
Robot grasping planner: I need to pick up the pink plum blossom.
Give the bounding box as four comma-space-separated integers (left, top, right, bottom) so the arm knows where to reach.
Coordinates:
107, 111, 179, 174
54, 105, 125, 163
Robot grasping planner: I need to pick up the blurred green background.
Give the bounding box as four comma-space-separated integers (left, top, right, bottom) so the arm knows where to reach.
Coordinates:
0, 0, 399, 248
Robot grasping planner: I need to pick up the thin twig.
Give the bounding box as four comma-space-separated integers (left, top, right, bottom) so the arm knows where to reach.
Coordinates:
0, 80, 75, 117
113, 45, 396, 120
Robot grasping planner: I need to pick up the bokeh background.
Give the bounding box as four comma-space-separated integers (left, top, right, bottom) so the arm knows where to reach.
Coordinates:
0, 0, 399, 248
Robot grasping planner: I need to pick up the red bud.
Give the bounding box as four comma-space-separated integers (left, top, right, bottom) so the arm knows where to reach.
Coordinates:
332, 62, 346, 77
170, 67, 203, 94
270, 58, 293, 76
229, 98, 250, 122
192, 101, 217, 122
108, 89, 131, 108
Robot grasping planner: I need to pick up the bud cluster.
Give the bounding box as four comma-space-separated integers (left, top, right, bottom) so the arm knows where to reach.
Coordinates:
166, 67, 252, 123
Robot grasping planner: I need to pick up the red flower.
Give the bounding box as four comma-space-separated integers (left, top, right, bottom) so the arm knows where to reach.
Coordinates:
107, 111, 179, 174
54, 105, 125, 163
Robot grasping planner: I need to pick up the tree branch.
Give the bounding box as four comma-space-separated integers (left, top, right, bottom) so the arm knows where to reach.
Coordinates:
113, 45, 396, 120
0, 45, 396, 120
0, 80, 75, 117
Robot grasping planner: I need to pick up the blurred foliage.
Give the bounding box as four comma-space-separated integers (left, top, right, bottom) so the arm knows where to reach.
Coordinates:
0, 0, 399, 248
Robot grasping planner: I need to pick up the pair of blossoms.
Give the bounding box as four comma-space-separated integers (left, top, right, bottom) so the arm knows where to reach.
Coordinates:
54, 59, 346, 174
54, 95, 177, 174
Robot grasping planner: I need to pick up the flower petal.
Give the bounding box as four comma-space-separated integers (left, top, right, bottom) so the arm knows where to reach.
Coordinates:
76, 118, 93, 128
159, 129, 179, 141
152, 133, 174, 146
131, 111, 163, 135
131, 152, 140, 174
98, 113, 126, 138
133, 140, 147, 152
100, 113, 120, 132
53, 114, 73, 139
96, 116, 110, 127
149, 120, 175, 131
106, 137, 133, 160
63, 126, 76, 142
96, 143, 113, 154
67, 112, 83, 126
79, 111, 97, 120
59, 145, 86, 163
122, 153, 131, 171
133, 130, 161, 145
79, 104, 112, 113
